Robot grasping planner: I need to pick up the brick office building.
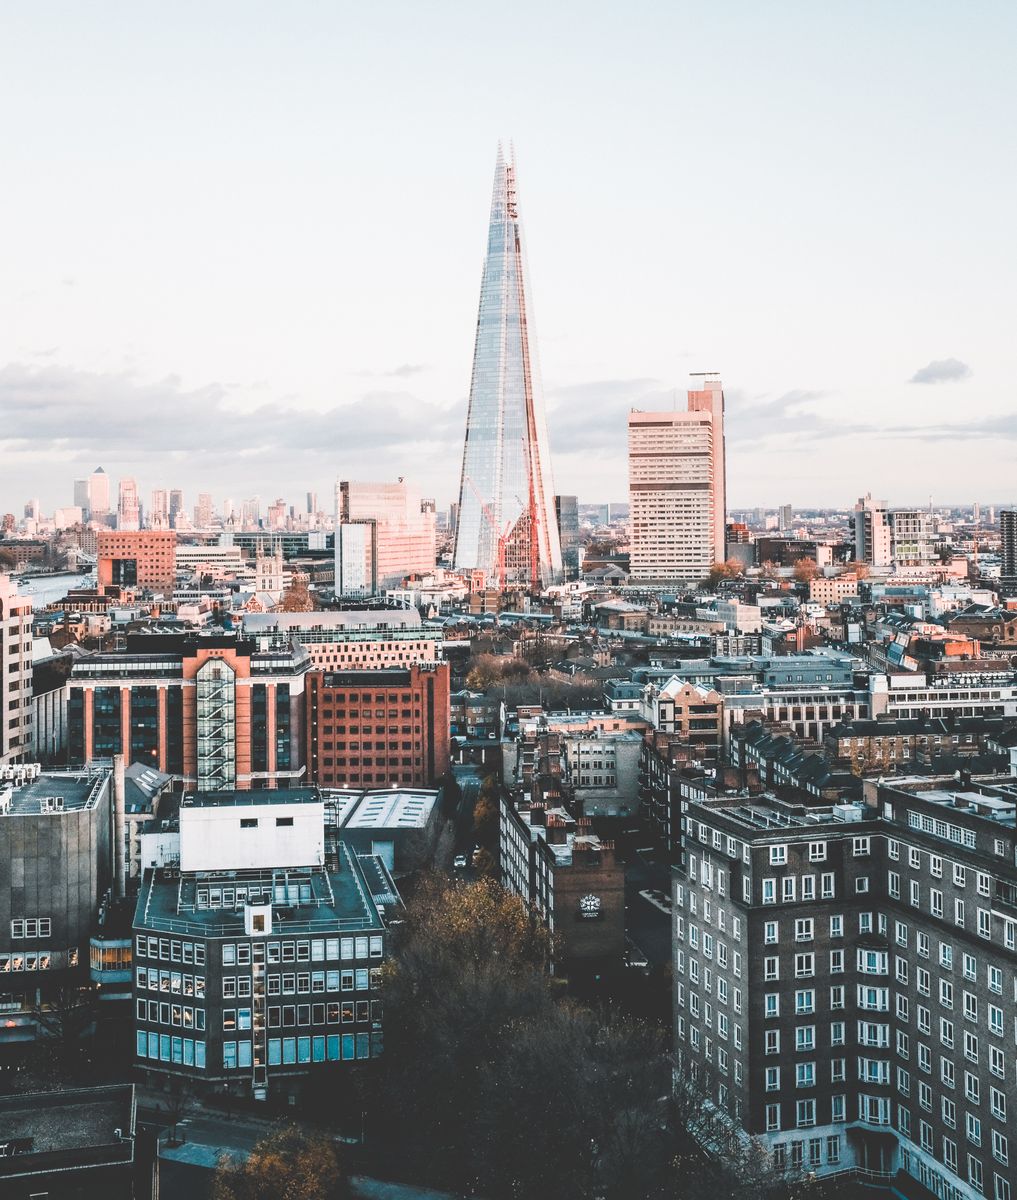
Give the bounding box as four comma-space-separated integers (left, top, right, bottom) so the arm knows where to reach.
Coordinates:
305, 662, 450, 789
500, 798, 624, 971
674, 774, 1017, 1200
97, 530, 177, 594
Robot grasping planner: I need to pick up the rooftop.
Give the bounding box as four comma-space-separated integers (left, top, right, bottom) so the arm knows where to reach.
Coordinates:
180, 787, 320, 809
243, 609, 423, 631
136, 842, 383, 936
0, 768, 108, 816
0, 1085, 134, 1176
322, 787, 439, 830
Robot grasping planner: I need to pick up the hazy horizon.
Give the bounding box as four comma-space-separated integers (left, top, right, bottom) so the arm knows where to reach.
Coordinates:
4, 1, 1016, 514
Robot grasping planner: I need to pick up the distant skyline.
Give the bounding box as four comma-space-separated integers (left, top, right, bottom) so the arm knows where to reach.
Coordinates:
3, 2, 1016, 513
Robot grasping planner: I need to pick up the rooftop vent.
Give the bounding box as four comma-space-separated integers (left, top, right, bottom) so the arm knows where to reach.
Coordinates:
40, 795, 65, 813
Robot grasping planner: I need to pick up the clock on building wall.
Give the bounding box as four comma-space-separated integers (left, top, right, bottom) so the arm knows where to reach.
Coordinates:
578, 893, 602, 919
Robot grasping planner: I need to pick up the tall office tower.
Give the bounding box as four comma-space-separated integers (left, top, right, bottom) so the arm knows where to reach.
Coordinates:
306, 491, 317, 515
73, 479, 90, 517
117, 478, 140, 531
453, 148, 562, 590
168, 489, 184, 528
1001, 509, 1017, 579
241, 497, 261, 529
335, 479, 436, 597
195, 492, 214, 529
853, 494, 892, 567
554, 494, 581, 575
266, 498, 286, 530
778, 503, 793, 532
88, 466, 110, 521
449, 502, 459, 539
0, 575, 33, 764
23, 498, 39, 522
149, 488, 169, 529
628, 376, 727, 583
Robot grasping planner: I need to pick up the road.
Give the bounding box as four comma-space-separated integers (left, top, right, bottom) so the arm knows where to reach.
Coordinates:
450, 763, 483, 876
624, 854, 673, 969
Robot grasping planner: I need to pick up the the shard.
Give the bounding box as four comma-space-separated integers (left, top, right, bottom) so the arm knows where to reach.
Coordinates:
453, 147, 563, 590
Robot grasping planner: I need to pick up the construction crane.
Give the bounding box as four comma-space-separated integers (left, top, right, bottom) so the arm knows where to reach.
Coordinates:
463, 474, 511, 591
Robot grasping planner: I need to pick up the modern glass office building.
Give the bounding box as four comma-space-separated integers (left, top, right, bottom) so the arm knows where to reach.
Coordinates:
453, 148, 562, 590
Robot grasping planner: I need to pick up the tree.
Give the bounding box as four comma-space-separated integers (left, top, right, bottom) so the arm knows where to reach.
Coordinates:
211, 1126, 349, 1200
280, 573, 314, 612
705, 559, 744, 590
793, 557, 819, 584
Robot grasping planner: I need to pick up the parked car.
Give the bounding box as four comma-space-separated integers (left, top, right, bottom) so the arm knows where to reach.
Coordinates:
453, 855, 468, 869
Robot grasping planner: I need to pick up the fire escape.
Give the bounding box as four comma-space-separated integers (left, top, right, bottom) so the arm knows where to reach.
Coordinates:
196, 662, 236, 791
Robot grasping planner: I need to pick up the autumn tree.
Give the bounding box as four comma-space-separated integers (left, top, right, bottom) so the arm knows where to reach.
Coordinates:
211, 1126, 349, 1200
280, 572, 314, 612
705, 559, 744, 590
792, 557, 819, 584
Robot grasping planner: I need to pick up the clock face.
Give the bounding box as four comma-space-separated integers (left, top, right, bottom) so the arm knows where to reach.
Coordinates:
579, 893, 602, 918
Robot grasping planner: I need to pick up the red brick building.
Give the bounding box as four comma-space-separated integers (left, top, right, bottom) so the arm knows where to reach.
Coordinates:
305, 662, 450, 789
97, 530, 176, 594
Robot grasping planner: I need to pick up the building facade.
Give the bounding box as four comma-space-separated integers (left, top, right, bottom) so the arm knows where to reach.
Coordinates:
242, 610, 442, 671
305, 662, 450, 789
0, 575, 33, 764
674, 775, 1017, 1200
67, 632, 309, 789
628, 377, 726, 583
133, 789, 391, 1101
97, 530, 177, 594
0, 765, 113, 1043
335, 480, 436, 596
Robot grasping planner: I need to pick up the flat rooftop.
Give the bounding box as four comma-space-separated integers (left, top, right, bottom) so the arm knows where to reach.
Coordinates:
1, 770, 106, 815
136, 843, 382, 935
890, 775, 1017, 827
244, 609, 423, 630
181, 787, 320, 809
0, 1084, 134, 1161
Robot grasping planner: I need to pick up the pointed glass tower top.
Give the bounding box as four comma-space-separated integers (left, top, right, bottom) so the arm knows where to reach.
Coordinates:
453, 147, 562, 590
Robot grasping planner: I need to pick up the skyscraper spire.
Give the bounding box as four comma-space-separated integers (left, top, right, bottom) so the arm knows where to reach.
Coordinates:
453, 148, 562, 590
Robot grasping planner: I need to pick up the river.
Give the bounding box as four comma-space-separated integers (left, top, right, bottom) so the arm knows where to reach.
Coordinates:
14, 571, 96, 610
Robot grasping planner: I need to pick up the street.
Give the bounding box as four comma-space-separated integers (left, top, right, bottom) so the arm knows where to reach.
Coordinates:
623, 854, 673, 969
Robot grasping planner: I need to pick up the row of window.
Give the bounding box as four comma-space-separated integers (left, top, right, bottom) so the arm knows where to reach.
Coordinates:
266, 1000, 378, 1027
135, 936, 206, 965
10, 918, 51, 939
136, 968, 206, 998
136, 1000, 206, 1030
262, 968, 376, 995
136, 1032, 206, 1067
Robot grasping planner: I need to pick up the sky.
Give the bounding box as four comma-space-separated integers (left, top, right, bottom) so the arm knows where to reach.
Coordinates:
2, 0, 1016, 515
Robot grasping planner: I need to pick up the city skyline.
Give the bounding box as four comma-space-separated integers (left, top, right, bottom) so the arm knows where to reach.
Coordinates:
3, 3, 1016, 512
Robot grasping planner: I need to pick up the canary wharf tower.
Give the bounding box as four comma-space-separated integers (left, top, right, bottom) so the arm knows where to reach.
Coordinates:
453, 148, 563, 589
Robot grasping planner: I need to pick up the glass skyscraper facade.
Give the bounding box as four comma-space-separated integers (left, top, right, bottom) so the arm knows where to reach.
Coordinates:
453, 148, 562, 589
